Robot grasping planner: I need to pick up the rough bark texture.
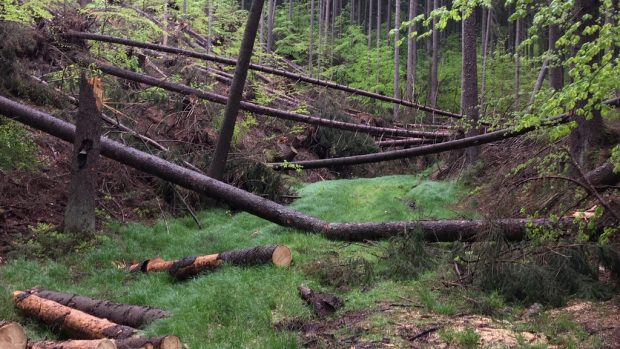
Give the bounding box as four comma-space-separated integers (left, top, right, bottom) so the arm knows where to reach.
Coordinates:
12, 291, 137, 340
548, 25, 563, 90
461, 10, 480, 163
168, 255, 223, 280
65, 31, 461, 118
88, 60, 450, 139
393, 0, 400, 120
586, 162, 620, 188
2, 96, 613, 242
405, 0, 417, 103
207, 0, 265, 180
298, 284, 343, 318
429, 0, 439, 109
63, 75, 102, 237
114, 336, 181, 349
218, 245, 292, 266
29, 289, 169, 329
267, 0, 275, 52
28, 339, 117, 349
0, 321, 27, 349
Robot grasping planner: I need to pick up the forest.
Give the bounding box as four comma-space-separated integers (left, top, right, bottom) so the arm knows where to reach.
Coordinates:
0, 0, 619, 348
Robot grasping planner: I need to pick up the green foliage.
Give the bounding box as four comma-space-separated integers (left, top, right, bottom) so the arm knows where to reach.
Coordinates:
418, 286, 459, 315
438, 326, 481, 348
0, 118, 38, 170
303, 255, 375, 289
0, 0, 52, 23
383, 231, 436, 280
224, 159, 292, 202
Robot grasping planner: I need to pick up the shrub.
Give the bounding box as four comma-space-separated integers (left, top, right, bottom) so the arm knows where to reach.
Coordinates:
0, 118, 38, 170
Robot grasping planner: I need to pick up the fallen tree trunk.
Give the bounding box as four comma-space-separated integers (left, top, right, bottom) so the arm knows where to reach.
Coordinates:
130, 245, 292, 280
270, 97, 620, 169
298, 284, 343, 318
64, 31, 461, 118
85, 60, 449, 140
376, 138, 437, 147
28, 289, 169, 329
114, 336, 181, 349
28, 339, 116, 349
0, 96, 581, 241
13, 291, 137, 340
0, 321, 27, 349
586, 162, 620, 188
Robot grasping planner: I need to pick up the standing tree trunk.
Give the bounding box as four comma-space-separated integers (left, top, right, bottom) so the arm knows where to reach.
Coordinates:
548, 24, 563, 90
393, 0, 400, 120
206, 0, 266, 180
570, 0, 604, 167
514, 17, 521, 109
406, 0, 418, 104
288, 0, 294, 21
387, 0, 392, 36
207, 0, 213, 53
267, 0, 275, 52
63, 75, 102, 237
317, 0, 323, 75
461, 10, 480, 163
376, 0, 381, 84
309, 0, 315, 76
428, 0, 439, 110
162, 0, 168, 46
480, 6, 492, 106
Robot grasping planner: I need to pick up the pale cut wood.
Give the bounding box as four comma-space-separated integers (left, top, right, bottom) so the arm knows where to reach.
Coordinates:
12, 291, 137, 339
28, 339, 117, 349
0, 321, 27, 349
114, 336, 181, 349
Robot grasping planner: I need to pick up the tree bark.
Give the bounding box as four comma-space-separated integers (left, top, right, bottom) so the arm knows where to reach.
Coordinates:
528, 58, 549, 107
548, 25, 563, 90
207, 0, 213, 53
207, 0, 266, 181
429, 0, 439, 110
28, 339, 116, 349
376, 138, 436, 147
376, 0, 381, 84
114, 336, 181, 349
2, 96, 610, 242
168, 255, 223, 280
514, 17, 521, 110
405, 0, 417, 104
298, 284, 343, 318
87, 60, 451, 139
0, 321, 27, 349
267, 0, 275, 52
28, 289, 169, 329
309, 0, 315, 76
65, 31, 461, 118
480, 6, 492, 105
63, 75, 102, 238
461, 9, 480, 163
585, 162, 620, 188
12, 292, 136, 340
393, 0, 401, 121
288, 0, 294, 21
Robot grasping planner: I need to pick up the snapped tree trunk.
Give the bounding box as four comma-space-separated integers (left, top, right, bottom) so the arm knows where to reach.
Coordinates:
63, 75, 102, 238
206, 0, 266, 181
114, 336, 181, 349
3, 96, 615, 242
28, 339, 117, 349
0, 321, 27, 349
13, 292, 137, 340
461, 9, 480, 163
28, 289, 169, 329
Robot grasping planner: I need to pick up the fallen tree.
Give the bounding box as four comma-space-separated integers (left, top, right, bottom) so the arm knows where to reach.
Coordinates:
270, 97, 620, 169
28, 339, 117, 349
0, 321, 27, 349
85, 60, 450, 140
28, 289, 169, 329
63, 31, 461, 118
0, 95, 580, 241
376, 138, 437, 147
12, 291, 137, 339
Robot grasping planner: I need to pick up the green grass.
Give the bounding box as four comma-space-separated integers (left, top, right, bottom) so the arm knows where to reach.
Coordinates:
0, 175, 465, 348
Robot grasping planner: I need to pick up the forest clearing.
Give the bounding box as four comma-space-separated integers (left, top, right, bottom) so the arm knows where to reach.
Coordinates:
0, 0, 619, 348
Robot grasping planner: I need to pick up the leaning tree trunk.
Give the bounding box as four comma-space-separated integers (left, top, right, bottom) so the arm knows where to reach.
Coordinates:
13, 292, 136, 340
0, 321, 27, 349
461, 9, 480, 163
114, 336, 181, 349
207, 0, 266, 181
63, 75, 102, 238
28, 339, 117, 349
28, 289, 169, 329
2, 96, 613, 242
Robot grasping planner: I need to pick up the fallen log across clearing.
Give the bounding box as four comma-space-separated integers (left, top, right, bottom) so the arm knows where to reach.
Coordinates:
28, 339, 117, 349
28, 289, 169, 329
12, 291, 137, 340
114, 336, 182, 349
129, 245, 292, 280
298, 284, 343, 318
63, 31, 461, 118
376, 138, 437, 147
84, 60, 449, 140
0, 321, 27, 349
0, 96, 582, 241
270, 97, 620, 169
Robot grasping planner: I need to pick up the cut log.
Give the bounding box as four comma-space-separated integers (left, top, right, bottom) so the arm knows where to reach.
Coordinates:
131, 245, 292, 280
114, 336, 181, 349
64, 31, 461, 118
85, 60, 449, 140
12, 291, 137, 340
0, 96, 595, 242
0, 321, 27, 349
28, 289, 169, 329
298, 284, 343, 318
28, 339, 117, 349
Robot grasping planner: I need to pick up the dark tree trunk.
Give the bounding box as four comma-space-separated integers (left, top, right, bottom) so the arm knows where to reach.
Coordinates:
29, 289, 169, 329
63, 75, 102, 238
393, 0, 400, 120
207, 0, 265, 181
267, 0, 275, 52
461, 10, 480, 163
298, 284, 343, 318
548, 24, 563, 90
429, 0, 439, 110
405, 0, 418, 104
514, 17, 521, 109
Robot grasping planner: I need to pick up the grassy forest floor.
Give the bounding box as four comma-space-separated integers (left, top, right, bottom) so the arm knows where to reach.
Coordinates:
1, 175, 618, 348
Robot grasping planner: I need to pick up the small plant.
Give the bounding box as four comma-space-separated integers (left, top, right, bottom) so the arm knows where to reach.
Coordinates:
439, 326, 480, 348
303, 255, 375, 289
0, 118, 38, 170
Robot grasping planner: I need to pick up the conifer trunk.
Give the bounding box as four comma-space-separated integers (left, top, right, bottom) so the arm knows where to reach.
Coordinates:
461, 9, 480, 163
406, 0, 418, 104
393, 0, 400, 120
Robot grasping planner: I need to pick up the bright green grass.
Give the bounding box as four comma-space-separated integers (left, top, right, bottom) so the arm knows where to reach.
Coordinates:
0, 175, 466, 348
